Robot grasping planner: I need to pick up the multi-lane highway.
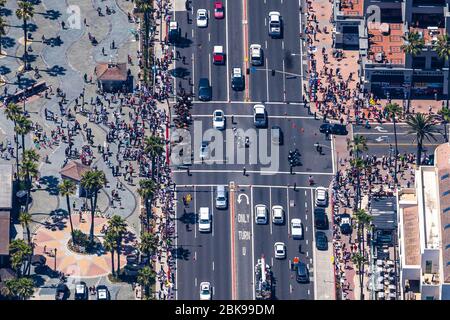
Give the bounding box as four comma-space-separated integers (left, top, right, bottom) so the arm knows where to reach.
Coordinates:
170, 0, 333, 300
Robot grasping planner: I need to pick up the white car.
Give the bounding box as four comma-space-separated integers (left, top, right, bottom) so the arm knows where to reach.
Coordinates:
268, 11, 282, 37
274, 242, 286, 259
255, 204, 268, 224
198, 207, 211, 232
200, 141, 209, 160
250, 44, 263, 66
199, 282, 211, 300
315, 187, 328, 207
212, 109, 225, 130
272, 205, 284, 224
291, 218, 303, 240
196, 9, 208, 28
253, 104, 267, 128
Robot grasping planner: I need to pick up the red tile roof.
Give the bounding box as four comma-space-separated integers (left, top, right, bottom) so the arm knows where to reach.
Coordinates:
0, 211, 10, 256
60, 161, 91, 182
95, 62, 128, 81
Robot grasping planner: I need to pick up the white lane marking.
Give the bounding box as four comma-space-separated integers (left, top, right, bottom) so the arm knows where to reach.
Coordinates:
305, 213, 308, 220
265, 58, 270, 102
194, 185, 197, 239
269, 187, 273, 235
305, 226, 308, 232
192, 53, 195, 93
282, 40, 285, 50
173, 169, 335, 175
208, 32, 211, 42
250, 185, 256, 300
194, 251, 197, 261
304, 202, 307, 207
211, 185, 214, 237
286, 188, 290, 235
195, 277, 197, 286
265, 40, 268, 49
212, 261, 215, 271
282, 59, 286, 102
289, 284, 293, 294
271, 257, 274, 266
208, 53, 212, 84
176, 184, 318, 190
191, 100, 305, 105
306, 251, 309, 257
264, 18, 267, 26
191, 114, 315, 119
225, 0, 230, 101
311, 189, 318, 300
308, 289, 311, 295
306, 239, 308, 245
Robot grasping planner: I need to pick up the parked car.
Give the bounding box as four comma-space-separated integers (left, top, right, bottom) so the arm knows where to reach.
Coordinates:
74, 282, 88, 300
315, 231, 328, 251
55, 283, 69, 300
315, 187, 328, 207
296, 262, 309, 283
96, 285, 110, 300
314, 207, 328, 230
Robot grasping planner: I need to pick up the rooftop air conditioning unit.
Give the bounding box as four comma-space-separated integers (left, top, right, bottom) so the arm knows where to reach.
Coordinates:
375, 52, 383, 63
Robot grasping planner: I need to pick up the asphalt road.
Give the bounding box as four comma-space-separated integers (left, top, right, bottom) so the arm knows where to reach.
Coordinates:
172, 0, 330, 300
351, 122, 447, 159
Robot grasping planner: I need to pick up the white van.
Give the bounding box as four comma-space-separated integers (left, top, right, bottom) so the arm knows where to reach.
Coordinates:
198, 207, 211, 232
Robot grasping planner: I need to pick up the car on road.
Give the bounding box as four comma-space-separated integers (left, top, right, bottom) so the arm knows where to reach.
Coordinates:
253, 104, 267, 128
198, 78, 212, 101
74, 282, 88, 300
250, 44, 263, 66
55, 283, 69, 300
315, 187, 328, 207
271, 126, 283, 145
315, 231, 328, 251
274, 242, 286, 259
339, 213, 352, 235
314, 207, 328, 230
296, 262, 309, 283
215, 185, 227, 209
214, 1, 224, 19
268, 11, 282, 38
212, 109, 225, 130
255, 204, 268, 224
200, 282, 212, 300
319, 123, 348, 135
168, 21, 180, 43
271, 205, 284, 224
196, 9, 208, 27
198, 207, 211, 232
291, 218, 303, 240
200, 141, 209, 159
213, 45, 225, 65
231, 67, 245, 91
96, 285, 110, 300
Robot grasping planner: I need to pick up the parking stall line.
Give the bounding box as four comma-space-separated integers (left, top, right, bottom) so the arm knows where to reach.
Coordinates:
269, 187, 273, 235
310, 189, 318, 300
194, 185, 197, 239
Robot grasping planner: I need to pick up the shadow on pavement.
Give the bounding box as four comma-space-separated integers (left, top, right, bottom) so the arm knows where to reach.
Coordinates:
1, 36, 16, 49
178, 210, 196, 225
45, 65, 67, 77
170, 67, 190, 79
41, 9, 62, 20
0, 8, 12, 17
172, 246, 190, 261
39, 175, 60, 196
0, 65, 11, 76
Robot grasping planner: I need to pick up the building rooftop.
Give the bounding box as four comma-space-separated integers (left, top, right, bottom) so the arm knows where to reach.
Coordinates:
402, 205, 421, 266
409, 27, 446, 47
60, 161, 91, 182
0, 211, 10, 256
418, 167, 440, 250
0, 164, 13, 209
95, 62, 128, 81
339, 0, 364, 17
368, 23, 405, 65
434, 143, 450, 283
371, 196, 398, 230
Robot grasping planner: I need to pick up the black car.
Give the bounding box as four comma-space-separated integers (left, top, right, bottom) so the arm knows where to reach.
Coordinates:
231, 68, 245, 91
96, 285, 110, 300
314, 207, 328, 230
198, 78, 212, 101
296, 262, 309, 283
331, 124, 348, 135
319, 123, 333, 134
315, 231, 328, 251
74, 281, 88, 300
55, 283, 70, 300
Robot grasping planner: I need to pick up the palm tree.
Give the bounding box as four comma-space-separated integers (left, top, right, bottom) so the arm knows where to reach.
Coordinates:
143, 136, 165, 179
353, 209, 372, 300
107, 215, 127, 276
20, 150, 39, 214
135, 0, 153, 81
435, 34, 450, 108
438, 106, 450, 142
384, 103, 402, 186
406, 113, 439, 165
103, 230, 118, 278
16, 1, 35, 70
14, 115, 32, 161
346, 135, 368, 159
4, 277, 35, 300
349, 157, 366, 210
0, 16, 7, 56
139, 232, 158, 267
401, 31, 425, 57
351, 252, 367, 300
58, 179, 77, 240
4, 103, 22, 176
19, 211, 32, 245
137, 179, 157, 229
80, 170, 107, 245
9, 239, 32, 277
137, 266, 156, 299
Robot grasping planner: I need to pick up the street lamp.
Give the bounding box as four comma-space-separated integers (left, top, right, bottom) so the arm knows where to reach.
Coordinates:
54, 248, 58, 272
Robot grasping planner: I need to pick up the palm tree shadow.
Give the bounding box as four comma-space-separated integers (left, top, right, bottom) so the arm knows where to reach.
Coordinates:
17, 77, 36, 89
0, 8, 12, 17
0, 65, 11, 76
38, 175, 60, 196
1, 36, 16, 49
26, 23, 38, 33
178, 210, 196, 225
172, 246, 190, 261
45, 65, 67, 77
40, 9, 62, 20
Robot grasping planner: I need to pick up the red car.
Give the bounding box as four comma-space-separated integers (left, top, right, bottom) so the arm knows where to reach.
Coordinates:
214, 1, 224, 19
